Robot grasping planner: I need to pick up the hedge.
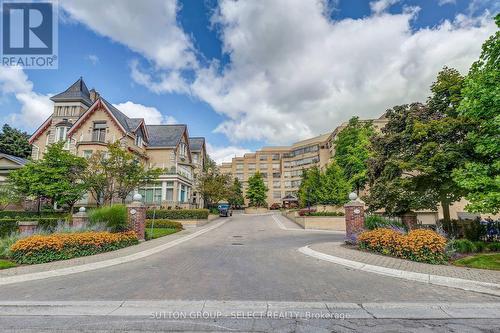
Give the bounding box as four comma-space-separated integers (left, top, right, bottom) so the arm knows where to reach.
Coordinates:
145, 219, 183, 229
358, 228, 447, 264
0, 217, 63, 237
0, 211, 68, 219
146, 209, 209, 220
10, 231, 138, 264
302, 211, 344, 217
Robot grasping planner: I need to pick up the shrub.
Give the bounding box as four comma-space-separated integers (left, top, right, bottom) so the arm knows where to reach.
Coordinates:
146, 209, 209, 220
145, 219, 183, 229
302, 211, 344, 217
447, 239, 477, 254
10, 231, 138, 264
364, 215, 405, 231
298, 208, 316, 216
0, 211, 68, 219
463, 220, 486, 241
88, 205, 128, 232
358, 228, 447, 264
0, 234, 20, 259
473, 241, 487, 253
270, 203, 281, 210
0, 219, 17, 238
487, 242, 500, 252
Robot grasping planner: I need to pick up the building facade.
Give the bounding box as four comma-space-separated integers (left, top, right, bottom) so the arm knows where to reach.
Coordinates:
29, 78, 205, 208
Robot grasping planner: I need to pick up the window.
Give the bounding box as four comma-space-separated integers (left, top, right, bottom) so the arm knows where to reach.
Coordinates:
179, 142, 187, 158
272, 154, 280, 160
92, 121, 107, 142
259, 155, 268, 161
273, 181, 281, 188
272, 163, 280, 170
135, 135, 143, 148
83, 150, 93, 159
192, 153, 199, 164
247, 164, 256, 170
55, 126, 68, 142
261, 172, 267, 178
259, 163, 268, 170
273, 172, 281, 178
138, 182, 162, 205
273, 191, 281, 199
236, 173, 244, 181
236, 163, 244, 170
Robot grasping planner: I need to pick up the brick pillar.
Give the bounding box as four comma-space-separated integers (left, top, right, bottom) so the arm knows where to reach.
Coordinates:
18, 221, 38, 235
72, 207, 89, 229
127, 194, 146, 241
401, 212, 418, 231
344, 193, 365, 244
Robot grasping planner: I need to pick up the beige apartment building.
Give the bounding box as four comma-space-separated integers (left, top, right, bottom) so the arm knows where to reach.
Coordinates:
28, 78, 206, 208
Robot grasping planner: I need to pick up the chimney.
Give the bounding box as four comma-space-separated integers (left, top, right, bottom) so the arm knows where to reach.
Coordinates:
90, 88, 100, 102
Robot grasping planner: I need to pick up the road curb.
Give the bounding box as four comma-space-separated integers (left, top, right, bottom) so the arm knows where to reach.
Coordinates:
0, 219, 227, 286
273, 214, 345, 234
0, 300, 499, 319
299, 245, 500, 297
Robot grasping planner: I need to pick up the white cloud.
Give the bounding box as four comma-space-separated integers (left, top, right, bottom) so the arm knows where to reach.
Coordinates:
438, 0, 456, 6
86, 54, 99, 65
112, 101, 176, 125
187, 0, 495, 144
0, 66, 52, 131
370, 0, 400, 14
61, 0, 197, 70
206, 143, 250, 165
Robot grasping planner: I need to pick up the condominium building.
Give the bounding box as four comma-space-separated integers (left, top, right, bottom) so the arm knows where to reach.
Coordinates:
28, 78, 206, 208
220, 116, 389, 207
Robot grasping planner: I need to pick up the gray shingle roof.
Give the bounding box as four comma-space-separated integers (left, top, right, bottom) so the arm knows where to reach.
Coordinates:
189, 137, 205, 151
101, 98, 134, 132
146, 125, 186, 147
0, 153, 28, 166
51, 78, 92, 106
126, 118, 144, 131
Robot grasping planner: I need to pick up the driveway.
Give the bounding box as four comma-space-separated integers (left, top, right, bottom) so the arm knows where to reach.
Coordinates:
1, 213, 499, 302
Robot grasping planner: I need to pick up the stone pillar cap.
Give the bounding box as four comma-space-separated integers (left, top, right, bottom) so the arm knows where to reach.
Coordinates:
344, 199, 365, 207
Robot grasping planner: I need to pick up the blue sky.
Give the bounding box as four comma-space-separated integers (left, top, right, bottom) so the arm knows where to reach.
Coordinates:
0, 0, 498, 163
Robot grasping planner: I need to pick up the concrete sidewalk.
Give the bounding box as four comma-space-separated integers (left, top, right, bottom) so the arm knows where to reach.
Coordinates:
303, 242, 500, 296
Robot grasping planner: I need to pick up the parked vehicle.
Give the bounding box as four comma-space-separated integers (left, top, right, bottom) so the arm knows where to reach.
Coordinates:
218, 203, 233, 217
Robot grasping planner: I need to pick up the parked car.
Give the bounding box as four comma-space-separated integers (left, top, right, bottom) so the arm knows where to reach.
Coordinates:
218, 203, 233, 217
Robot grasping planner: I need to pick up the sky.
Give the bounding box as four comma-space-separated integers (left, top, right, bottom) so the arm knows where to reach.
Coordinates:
0, 0, 498, 163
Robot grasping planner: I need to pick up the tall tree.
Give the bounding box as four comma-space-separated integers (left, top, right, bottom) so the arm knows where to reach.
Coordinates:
81, 151, 113, 206
453, 15, 500, 214
333, 117, 374, 194
228, 178, 244, 208
196, 164, 231, 208
8, 142, 88, 213
367, 94, 472, 221
0, 124, 31, 158
246, 171, 268, 207
318, 161, 350, 206
297, 167, 322, 207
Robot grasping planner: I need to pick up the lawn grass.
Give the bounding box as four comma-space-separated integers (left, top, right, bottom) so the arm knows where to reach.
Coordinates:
0, 259, 17, 270
453, 253, 500, 271
145, 228, 180, 240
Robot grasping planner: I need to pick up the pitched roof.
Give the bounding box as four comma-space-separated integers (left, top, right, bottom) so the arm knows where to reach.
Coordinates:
50, 77, 92, 106
126, 118, 144, 131
101, 98, 133, 132
0, 153, 28, 166
146, 125, 186, 147
189, 137, 205, 152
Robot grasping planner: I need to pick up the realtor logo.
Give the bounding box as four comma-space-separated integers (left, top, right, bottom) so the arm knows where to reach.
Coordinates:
1, 1, 58, 69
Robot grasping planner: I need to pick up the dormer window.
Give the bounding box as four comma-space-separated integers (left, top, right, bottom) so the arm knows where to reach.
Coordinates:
135, 135, 143, 148
55, 119, 71, 143
179, 142, 187, 159
92, 121, 107, 142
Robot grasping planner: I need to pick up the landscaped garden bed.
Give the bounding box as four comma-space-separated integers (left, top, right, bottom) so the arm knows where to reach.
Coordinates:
145, 219, 183, 240
9, 231, 138, 264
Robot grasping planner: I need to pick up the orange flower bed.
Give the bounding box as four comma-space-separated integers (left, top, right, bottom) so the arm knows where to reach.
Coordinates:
358, 228, 447, 264
11, 231, 138, 264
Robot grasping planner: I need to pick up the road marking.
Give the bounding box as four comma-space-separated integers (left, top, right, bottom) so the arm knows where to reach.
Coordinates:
0, 300, 499, 319
299, 244, 500, 297
0, 219, 227, 286
272, 214, 345, 234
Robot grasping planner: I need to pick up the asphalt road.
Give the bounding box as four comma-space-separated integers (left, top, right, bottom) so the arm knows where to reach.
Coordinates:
1, 213, 498, 303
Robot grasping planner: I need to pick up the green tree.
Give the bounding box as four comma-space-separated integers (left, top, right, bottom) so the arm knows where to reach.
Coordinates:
453, 15, 500, 214
81, 151, 113, 206
0, 124, 31, 158
0, 184, 23, 210
333, 117, 374, 194
105, 143, 162, 204
246, 171, 268, 207
297, 167, 322, 207
228, 178, 244, 208
318, 162, 350, 206
8, 142, 88, 213
367, 95, 471, 221
196, 164, 231, 208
